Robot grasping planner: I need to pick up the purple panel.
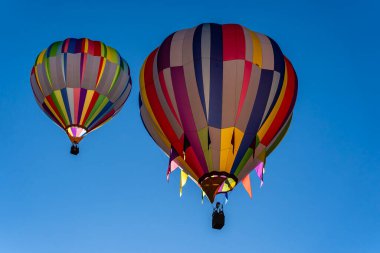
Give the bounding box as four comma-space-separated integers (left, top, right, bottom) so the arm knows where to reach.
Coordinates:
171, 66, 208, 173
77, 88, 87, 123
157, 33, 174, 72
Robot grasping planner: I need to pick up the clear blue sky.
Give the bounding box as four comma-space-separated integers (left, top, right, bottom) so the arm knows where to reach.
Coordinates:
0, 0, 379, 252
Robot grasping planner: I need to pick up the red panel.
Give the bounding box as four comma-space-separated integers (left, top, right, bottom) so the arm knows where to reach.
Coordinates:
80, 39, 85, 53
87, 40, 94, 55
46, 96, 66, 126
158, 71, 182, 126
144, 50, 183, 155
222, 24, 246, 61
235, 61, 252, 122
81, 92, 100, 125
42, 102, 64, 128
62, 38, 70, 53
183, 146, 205, 179
95, 57, 104, 85
93, 41, 101, 56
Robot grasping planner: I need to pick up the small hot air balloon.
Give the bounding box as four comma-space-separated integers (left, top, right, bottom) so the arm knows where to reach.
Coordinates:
139, 23, 298, 214
31, 38, 132, 155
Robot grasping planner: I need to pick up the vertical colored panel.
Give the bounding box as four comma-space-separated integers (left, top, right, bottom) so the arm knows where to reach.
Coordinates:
157, 33, 174, 72
60, 88, 73, 124
235, 61, 252, 122
251, 31, 262, 67
261, 60, 297, 145
193, 24, 207, 117
231, 69, 274, 173
171, 66, 208, 175
73, 88, 81, 124
144, 52, 182, 155
208, 23, 223, 128
222, 24, 245, 61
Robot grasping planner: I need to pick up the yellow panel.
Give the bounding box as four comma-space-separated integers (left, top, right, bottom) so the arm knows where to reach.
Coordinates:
83, 38, 89, 53
251, 32, 262, 68
219, 127, 245, 172
220, 127, 234, 149
106, 46, 119, 64
33, 67, 44, 94
53, 90, 69, 124
225, 149, 235, 173
43, 98, 65, 127
36, 49, 46, 65
219, 149, 230, 172
224, 128, 245, 173
234, 128, 244, 153
95, 59, 106, 88
219, 127, 235, 171
67, 127, 73, 137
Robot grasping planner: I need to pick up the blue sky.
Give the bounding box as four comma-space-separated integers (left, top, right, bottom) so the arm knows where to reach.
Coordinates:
0, 0, 379, 252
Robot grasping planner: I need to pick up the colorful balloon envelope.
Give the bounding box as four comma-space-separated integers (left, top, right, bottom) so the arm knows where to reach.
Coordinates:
30, 38, 132, 152
139, 23, 298, 202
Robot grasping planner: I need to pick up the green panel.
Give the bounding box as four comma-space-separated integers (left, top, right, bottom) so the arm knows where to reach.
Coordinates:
267, 116, 292, 156
51, 91, 69, 125
234, 147, 254, 176
84, 94, 106, 126
108, 65, 121, 94
198, 127, 213, 172
49, 41, 61, 57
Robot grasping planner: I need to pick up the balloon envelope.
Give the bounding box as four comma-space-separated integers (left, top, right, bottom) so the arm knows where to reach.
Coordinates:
139, 23, 297, 202
31, 38, 132, 144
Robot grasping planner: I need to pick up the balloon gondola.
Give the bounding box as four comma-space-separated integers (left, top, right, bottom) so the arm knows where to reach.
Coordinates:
70, 144, 79, 155
212, 202, 225, 230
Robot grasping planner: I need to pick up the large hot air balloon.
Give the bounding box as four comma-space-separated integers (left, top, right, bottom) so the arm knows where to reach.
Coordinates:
31, 38, 132, 155
139, 23, 297, 207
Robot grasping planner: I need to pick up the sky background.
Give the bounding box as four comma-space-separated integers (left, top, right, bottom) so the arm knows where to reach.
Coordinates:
0, 0, 379, 252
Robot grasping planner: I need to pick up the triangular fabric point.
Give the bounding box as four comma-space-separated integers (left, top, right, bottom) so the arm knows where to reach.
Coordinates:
242, 174, 253, 198
179, 170, 188, 197
167, 148, 180, 181
254, 148, 266, 188
255, 162, 264, 188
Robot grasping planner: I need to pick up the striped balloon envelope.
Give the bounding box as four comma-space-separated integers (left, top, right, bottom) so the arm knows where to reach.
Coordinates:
30, 38, 132, 153
139, 23, 298, 202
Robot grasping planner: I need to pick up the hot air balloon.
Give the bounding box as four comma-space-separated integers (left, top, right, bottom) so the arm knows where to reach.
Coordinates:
139, 23, 297, 224
31, 38, 132, 155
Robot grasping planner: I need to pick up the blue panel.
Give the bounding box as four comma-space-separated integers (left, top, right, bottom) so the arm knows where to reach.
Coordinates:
208, 23, 223, 128
157, 33, 174, 72
60, 88, 73, 124
262, 37, 286, 122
